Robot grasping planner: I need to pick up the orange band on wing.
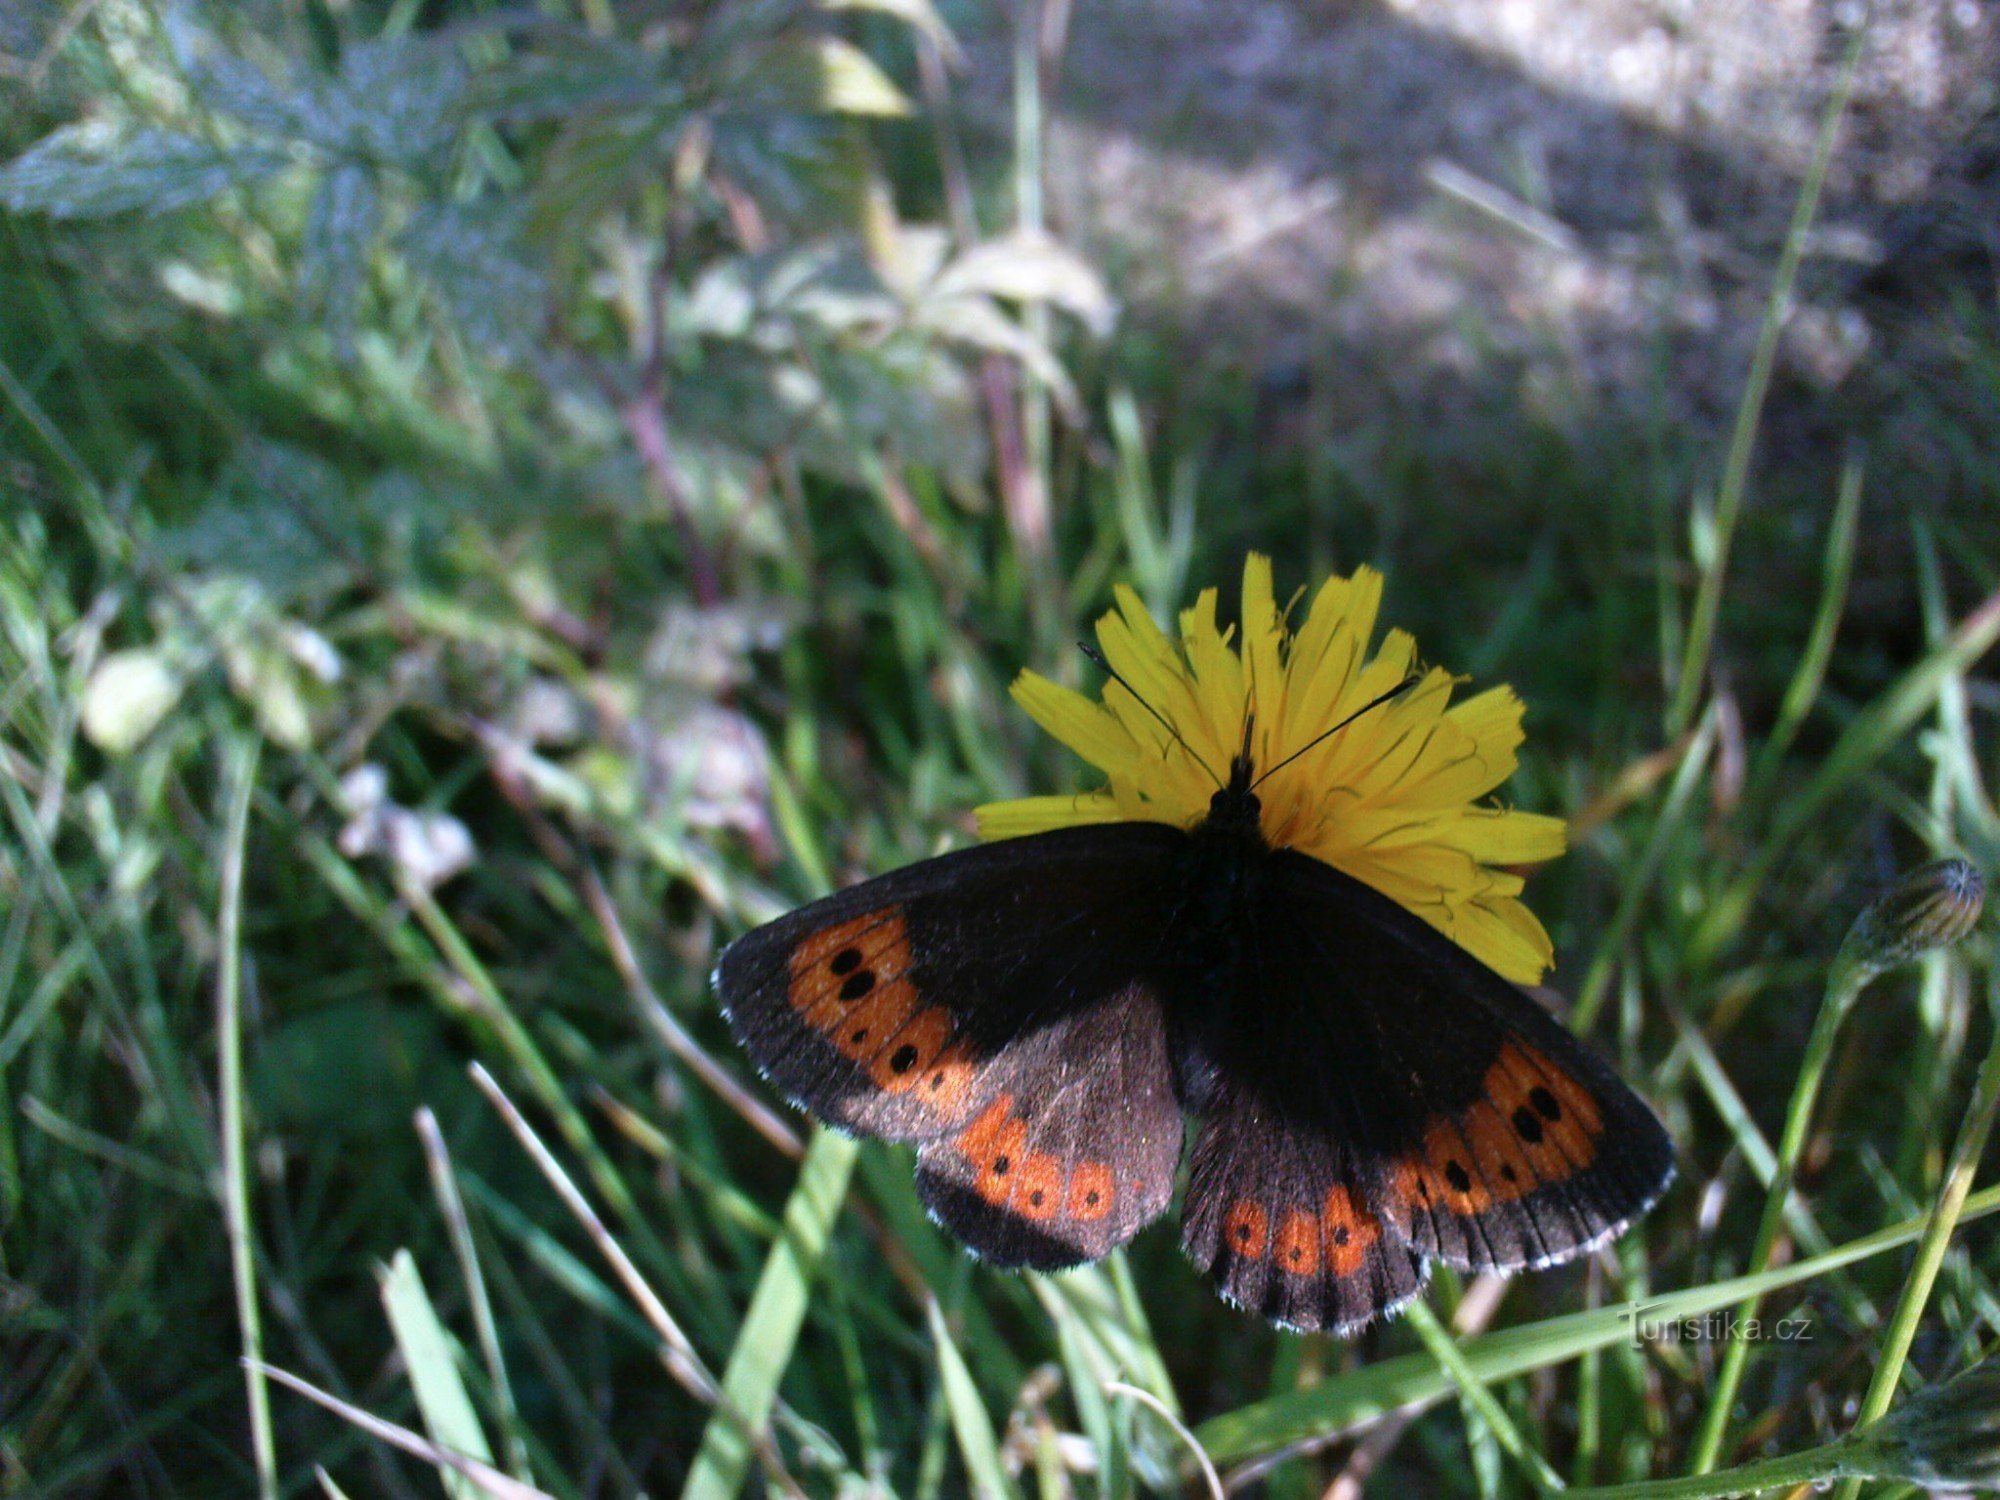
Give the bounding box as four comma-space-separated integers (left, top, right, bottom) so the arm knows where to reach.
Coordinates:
1273, 1208, 1322, 1276
1014, 1153, 1065, 1219
1067, 1162, 1114, 1221
787, 908, 913, 1036
956, 1096, 1031, 1207
1391, 1041, 1607, 1221
1223, 1199, 1271, 1258
786, 907, 983, 1127
950, 1097, 1111, 1227
1320, 1183, 1380, 1277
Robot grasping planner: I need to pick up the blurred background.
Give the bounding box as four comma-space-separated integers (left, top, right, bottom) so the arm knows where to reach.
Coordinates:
3, 0, 1999, 1495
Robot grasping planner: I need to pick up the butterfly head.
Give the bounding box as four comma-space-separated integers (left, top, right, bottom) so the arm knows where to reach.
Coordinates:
1203, 753, 1266, 845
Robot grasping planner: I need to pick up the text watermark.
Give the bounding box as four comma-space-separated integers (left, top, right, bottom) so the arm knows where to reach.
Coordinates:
1623, 1307, 1813, 1347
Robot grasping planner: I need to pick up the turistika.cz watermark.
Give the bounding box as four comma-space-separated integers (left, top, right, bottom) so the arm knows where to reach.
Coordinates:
1623, 1307, 1813, 1347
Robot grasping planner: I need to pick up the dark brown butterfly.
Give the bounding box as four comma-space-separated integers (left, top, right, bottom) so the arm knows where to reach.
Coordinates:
715, 751, 1673, 1333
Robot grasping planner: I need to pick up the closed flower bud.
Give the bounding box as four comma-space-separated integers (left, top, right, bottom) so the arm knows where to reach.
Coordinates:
1836, 859, 1985, 987
1857, 1355, 2000, 1489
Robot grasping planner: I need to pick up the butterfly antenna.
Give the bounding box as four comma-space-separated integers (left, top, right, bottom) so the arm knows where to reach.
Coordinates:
1241, 641, 1260, 768
1078, 641, 1225, 789
1249, 673, 1424, 791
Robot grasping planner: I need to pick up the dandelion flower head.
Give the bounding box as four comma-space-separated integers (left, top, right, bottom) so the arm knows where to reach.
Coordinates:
975, 555, 1567, 984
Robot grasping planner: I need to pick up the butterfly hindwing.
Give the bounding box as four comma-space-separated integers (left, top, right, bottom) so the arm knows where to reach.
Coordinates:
1179, 1072, 1429, 1333
915, 981, 1182, 1270
715, 823, 1185, 1145
1249, 850, 1675, 1273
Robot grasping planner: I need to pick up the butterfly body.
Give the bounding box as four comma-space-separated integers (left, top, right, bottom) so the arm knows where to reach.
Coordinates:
715, 760, 1673, 1332
1154, 762, 1272, 1024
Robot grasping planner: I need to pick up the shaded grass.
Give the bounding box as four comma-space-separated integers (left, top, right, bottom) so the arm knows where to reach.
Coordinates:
8, 320, 2000, 1499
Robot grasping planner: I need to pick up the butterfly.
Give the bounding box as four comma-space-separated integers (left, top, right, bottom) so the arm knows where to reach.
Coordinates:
713, 736, 1674, 1333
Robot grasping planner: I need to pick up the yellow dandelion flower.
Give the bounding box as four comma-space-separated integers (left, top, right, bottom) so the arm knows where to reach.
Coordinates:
975, 555, 1567, 983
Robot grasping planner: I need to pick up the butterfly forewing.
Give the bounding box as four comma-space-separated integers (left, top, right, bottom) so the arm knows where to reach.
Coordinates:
1237, 851, 1675, 1273
716, 823, 1186, 1144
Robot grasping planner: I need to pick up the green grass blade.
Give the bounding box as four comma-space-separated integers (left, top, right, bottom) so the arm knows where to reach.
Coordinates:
1033, 1260, 1182, 1488
1040, 1286, 1121, 1498
1035, 1261, 1176, 1411
1402, 1298, 1565, 1495
927, 1294, 1021, 1500
1573, 705, 1718, 1032
1195, 1181, 2000, 1464
1666, 32, 1860, 734
379, 1248, 498, 1500
257, 1363, 555, 1500
1747, 459, 1863, 792
417, 1110, 534, 1484
216, 732, 277, 1500
1691, 584, 2000, 967
680, 1126, 860, 1500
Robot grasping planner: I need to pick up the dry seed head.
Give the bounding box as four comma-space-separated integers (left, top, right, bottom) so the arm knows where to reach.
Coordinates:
1838, 858, 1985, 983
1857, 1354, 2000, 1489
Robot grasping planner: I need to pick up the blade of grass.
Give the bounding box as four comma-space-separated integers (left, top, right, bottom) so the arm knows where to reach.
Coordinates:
400, 877, 664, 1253
1038, 1261, 1177, 1410
0, 348, 107, 508
1833, 950, 2000, 1500
459, 1173, 660, 1345
1402, 1297, 1566, 1495
1667, 33, 1860, 734
575, 856, 803, 1163
1686, 901, 1918, 1472
1912, 520, 2000, 844
1039, 1289, 1121, 1498
472, 1208, 652, 1495
1008, 0, 1056, 648
1033, 1263, 1180, 1491
1658, 1001, 1853, 1276
1745, 459, 1863, 794
680, 1126, 860, 1500
379, 1250, 496, 1500
1565, 1433, 1872, 1500
1573, 704, 1719, 1032
292, 822, 676, 1280
1105, 1382, 1220, 1500
216, 733, 277, 1500
256, 1363, 556, 1500
1690, 584, 2000, 968
415, 1109, 534, 1485
466, 1063, 719, 1403
926, 1294, 1020, 1500
18, 1093, 206, 1196
1194, 1180, 2000, 1464
1107, 386, 1195, 618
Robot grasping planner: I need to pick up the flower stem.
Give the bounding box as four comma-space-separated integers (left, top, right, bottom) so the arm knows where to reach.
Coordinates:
1832, 952, 2000, 1500
1569, 1434, 1869, 1500
1686, 956, 1870, 1472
